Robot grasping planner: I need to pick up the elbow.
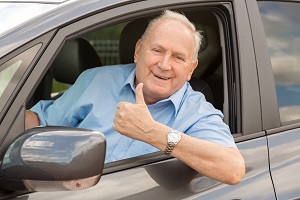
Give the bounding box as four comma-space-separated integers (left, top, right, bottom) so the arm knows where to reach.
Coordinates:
226, 161, 246, 185
226, 172, 244, 185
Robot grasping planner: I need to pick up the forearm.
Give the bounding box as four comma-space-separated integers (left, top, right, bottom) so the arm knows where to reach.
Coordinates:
25, 110, 40, 130
147, 122, 245, 185
173, 135, 245, 185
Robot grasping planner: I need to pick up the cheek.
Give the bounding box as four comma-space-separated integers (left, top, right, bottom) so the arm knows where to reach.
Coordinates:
174, 66, 192, 81
136, 65, 151, 83
135, 66, 143, 83
185, 66, 195, 81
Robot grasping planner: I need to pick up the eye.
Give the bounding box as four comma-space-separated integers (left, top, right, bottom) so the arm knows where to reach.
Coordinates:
174, 55, 185, 62
152, 48, 162, 53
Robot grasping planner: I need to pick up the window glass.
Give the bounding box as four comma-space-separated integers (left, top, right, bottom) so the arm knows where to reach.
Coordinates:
0, 60, 22, 97
0, 44, 41, 111
258, 1, 300, 123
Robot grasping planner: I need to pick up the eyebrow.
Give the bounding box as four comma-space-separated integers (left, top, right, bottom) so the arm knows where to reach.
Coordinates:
152, 43, 188, 58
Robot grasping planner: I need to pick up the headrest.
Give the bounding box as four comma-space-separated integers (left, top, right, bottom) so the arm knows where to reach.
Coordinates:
192, 26, 221, 77
51, 38, 102, 84
119, 18, 149, 64
189, 77, 215, 105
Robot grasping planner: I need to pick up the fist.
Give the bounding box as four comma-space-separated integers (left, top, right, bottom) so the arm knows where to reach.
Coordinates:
113, 83, 155, 142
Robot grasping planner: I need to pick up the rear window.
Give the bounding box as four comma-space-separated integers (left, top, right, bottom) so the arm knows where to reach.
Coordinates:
258, 1, 300, 123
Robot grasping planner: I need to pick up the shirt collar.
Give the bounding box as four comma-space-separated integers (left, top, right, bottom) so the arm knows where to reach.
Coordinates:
168, 82, 187, 115
118, 65, 188, 116
154, 82, 187, 116
118, 65, 136, 95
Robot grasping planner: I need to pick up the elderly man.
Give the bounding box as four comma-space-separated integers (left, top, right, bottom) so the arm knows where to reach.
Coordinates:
26, 10, 245, 185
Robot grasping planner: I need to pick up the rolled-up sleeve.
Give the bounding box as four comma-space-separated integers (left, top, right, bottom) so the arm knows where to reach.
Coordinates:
174, 89, 237, 148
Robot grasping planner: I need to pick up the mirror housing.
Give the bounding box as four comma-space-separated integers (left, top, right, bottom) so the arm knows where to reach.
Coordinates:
0, 126, 106, 191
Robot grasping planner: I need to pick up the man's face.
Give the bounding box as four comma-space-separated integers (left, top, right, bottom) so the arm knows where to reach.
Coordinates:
134, 20, 198, 105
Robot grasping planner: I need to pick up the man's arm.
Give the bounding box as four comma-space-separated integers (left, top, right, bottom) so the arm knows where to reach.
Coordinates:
25, 110, 39, 130
143, 122, 244, 185
113, 83, 245, 185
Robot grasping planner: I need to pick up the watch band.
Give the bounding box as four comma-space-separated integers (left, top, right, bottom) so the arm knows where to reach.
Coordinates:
164, 129, 181, 156
164, 142, 176, 156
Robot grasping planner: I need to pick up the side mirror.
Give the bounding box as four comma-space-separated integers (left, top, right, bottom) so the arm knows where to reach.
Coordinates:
0, 126, 106, 191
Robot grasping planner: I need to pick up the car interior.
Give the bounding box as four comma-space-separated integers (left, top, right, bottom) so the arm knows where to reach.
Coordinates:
27, 10, 224, 114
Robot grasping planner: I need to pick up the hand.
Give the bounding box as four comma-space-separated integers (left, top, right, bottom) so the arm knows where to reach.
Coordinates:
113, 83, 156, 142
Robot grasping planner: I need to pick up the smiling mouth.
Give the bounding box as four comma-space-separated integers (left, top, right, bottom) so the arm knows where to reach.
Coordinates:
153, 72, 171, 80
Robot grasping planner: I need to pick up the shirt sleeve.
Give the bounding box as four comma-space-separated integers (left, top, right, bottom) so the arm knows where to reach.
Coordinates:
30, 69, 92, 127
185, 101, 237, 148
174, 87, 237, 148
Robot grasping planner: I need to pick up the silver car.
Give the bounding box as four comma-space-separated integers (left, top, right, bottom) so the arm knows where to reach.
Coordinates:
1, 0, 300, 199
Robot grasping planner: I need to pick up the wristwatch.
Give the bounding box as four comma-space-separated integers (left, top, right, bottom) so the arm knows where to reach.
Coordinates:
164, 129, 181, 156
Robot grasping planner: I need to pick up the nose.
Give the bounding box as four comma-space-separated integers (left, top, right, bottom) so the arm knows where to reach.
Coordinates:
158, 53, 172, 71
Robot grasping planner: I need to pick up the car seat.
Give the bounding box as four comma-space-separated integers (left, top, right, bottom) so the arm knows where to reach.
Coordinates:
51, 38, 102, 85
27, 37, 103, 107
50, 38, 103, 99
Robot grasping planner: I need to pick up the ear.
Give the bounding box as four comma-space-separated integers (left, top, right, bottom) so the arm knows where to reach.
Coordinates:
187, 60, 198, 81
134, 39, 142, 63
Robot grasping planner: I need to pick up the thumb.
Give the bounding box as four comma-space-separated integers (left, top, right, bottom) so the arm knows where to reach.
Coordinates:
136, 83, 146, 104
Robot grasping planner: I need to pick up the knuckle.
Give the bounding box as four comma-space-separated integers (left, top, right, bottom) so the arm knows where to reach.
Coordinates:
119, 111, 125, 118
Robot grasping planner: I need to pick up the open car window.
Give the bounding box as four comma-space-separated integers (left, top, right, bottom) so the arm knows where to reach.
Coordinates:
26, 8, 231, 166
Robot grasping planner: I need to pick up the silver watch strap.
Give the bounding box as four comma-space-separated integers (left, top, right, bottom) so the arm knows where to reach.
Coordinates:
164, 142, 176, 156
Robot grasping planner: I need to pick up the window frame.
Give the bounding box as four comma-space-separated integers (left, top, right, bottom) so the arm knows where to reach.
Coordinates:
0, 30, 56, 159
0, 45, 41, 106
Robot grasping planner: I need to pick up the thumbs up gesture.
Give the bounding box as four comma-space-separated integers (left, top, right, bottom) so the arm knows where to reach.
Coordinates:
135, 82, 146, 104
113, 83, 156, 142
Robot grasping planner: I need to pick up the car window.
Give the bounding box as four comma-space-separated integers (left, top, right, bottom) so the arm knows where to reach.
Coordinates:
49, 14, 220, 109
28, 9, 228, 164
0, 60, 22, 97
258, 1, 300, 123
0, 44, 41, 112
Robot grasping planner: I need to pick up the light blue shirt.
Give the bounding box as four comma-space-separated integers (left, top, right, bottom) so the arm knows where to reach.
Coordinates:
31, 63, 236, 163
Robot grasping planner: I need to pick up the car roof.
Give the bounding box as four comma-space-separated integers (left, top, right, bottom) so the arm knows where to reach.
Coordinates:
0, 0, 71, 3
0, 0, 82, 35
0, 0, 130, 58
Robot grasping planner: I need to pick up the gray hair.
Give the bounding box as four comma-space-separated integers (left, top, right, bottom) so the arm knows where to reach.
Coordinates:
141, 10, 203, 61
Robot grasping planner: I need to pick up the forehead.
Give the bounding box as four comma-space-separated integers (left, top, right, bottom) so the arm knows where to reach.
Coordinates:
149, 19, 193, 38
145, 20, 195, 56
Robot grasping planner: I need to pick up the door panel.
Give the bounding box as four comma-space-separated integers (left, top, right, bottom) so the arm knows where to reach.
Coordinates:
189, 137, 275, 199
16, 136, 275, 200
268, 128, 300, 199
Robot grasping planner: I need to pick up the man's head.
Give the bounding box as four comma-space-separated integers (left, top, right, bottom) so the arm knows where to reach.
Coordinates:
134, 10, 202, 105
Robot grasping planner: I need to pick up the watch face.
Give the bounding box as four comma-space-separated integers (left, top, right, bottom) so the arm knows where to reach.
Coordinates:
168, 131, 180, 143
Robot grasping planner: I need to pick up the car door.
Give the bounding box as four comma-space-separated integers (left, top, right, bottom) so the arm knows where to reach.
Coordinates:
0, 0, 277, 199
253, 1, 300, 199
